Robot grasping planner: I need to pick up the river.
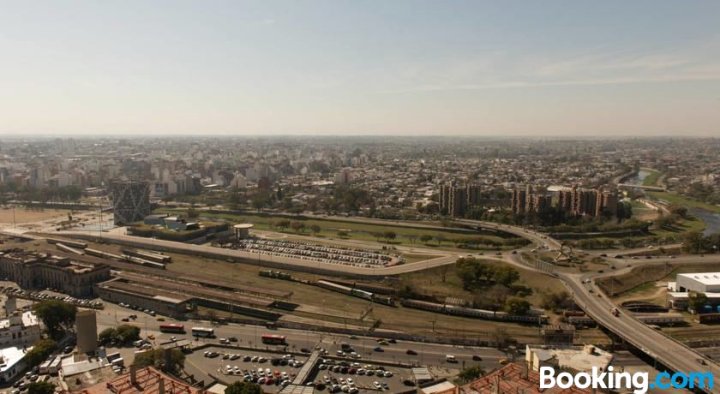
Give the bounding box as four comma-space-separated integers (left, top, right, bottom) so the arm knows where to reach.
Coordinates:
626, 170, 720, 235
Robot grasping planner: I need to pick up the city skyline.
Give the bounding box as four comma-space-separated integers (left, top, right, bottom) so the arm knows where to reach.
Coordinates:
1, 1, 719, 137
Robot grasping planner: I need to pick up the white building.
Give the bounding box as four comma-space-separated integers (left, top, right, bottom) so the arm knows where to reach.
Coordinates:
675, 272, 720, 293
0, 346, 31, 384
0, 311, 42, 348
0, 299, 42, 349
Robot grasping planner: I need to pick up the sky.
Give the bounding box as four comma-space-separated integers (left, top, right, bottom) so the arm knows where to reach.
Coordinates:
1, 1, 719, 137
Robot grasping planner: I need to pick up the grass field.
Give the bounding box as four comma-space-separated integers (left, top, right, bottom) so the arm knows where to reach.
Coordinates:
157, 208, 522, 250
642, 170, 662, 187
395, 259, 565, 307
648, 191, 720, 214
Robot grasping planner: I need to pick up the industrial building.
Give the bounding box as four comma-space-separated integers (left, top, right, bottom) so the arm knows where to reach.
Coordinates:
110, 180, 151, 225
95, 278, 193, 318
0, 250, 110, 298
675, 272, 720, 293
667, 272, 720, 311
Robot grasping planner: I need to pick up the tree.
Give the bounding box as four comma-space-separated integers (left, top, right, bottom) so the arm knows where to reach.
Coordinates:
669, 204, 689, 219
505, 297, 531, 315
251, 192, 271, 212
290, 221, 305, 233
383, 230, 397, 243
457, 365, 485, 383
420, 234, 433, 244
27, 382, 56, 394
276, 219, 291, 231
370, 231, 384, 242
682, 231, 706, 254
406, 234, 418, 244
99, 328, 117, 345
99, 324, 140, 345
434, 234, 446, 245
133, 348, 185, 374
33, 300, 77, 338
337, 230, 349, 238
25, 339, 57, 367
688, 291, 709, 313
492, 266, 520, 287
310, 224, 321, 235
225, 381, 263, 394
186, 207, 199, 219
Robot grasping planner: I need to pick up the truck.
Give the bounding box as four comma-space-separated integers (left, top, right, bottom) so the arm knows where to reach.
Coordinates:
611, 307, 620, 317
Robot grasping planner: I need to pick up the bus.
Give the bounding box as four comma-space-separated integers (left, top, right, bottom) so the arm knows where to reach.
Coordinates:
160, 323, 186, 333
261, 334, 287, 345
191, 327, 215, 337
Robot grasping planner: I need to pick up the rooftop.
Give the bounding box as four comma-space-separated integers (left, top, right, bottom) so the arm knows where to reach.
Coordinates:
81, 366, 205, 394
460, 363, 591, 394
527, 345, 613, 373
0, 346, 31, 373
678, 272, 720, 286
0, 311, 39, 330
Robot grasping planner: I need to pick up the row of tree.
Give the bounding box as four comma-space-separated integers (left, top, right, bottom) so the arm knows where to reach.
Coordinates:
681, 231, 720, 254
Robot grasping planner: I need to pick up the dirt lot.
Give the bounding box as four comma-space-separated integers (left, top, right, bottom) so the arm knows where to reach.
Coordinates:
0, 207, 69, 224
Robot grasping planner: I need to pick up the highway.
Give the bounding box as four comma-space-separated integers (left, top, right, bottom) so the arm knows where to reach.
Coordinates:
563, 271, 720, 393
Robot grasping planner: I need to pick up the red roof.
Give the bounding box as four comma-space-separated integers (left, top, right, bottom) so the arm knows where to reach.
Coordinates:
461, 363, 591, 394
80, 366, 205, 394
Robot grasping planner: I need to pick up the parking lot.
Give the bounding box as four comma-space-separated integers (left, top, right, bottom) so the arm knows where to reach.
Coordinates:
228, 238, 398, 268
307, 358, 414, 393
186, 347, 308, 393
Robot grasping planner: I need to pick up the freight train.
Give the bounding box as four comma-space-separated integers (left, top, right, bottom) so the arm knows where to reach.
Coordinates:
316, 280, 395, 306
400, 299, 547, 324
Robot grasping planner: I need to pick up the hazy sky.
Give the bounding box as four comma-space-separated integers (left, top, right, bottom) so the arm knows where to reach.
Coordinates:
1, 1, 719, 137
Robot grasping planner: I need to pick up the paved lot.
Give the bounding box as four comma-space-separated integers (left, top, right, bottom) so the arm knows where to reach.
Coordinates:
185, 347, 308, 393
307, 361, 414, 393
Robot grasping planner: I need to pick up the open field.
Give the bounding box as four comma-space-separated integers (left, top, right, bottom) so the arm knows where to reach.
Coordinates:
155, 208, 524, 251
0, 207, 69, 224
395, 259, 564, 307
642, 170, 662, 187
649, 191, 720, 214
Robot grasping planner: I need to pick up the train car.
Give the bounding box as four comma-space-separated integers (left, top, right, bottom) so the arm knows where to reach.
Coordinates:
121, 254, 166, 269
317, 280, 353, 295
122, 248, 172, 264
371, 294, 396, 306
46, 237, 87, 249
85, 248, 124, 260
350, 288, 374, 300
56, 243, 85, 255
402, 299, 545, 323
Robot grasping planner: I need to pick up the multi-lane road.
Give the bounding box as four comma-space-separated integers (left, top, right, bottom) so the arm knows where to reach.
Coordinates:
95, 302, 507, 370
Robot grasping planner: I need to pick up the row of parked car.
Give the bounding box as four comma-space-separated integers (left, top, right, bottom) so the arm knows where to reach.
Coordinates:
226, 366, 295, 387
0, 286, 103, 308
318, 360, 393, 378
